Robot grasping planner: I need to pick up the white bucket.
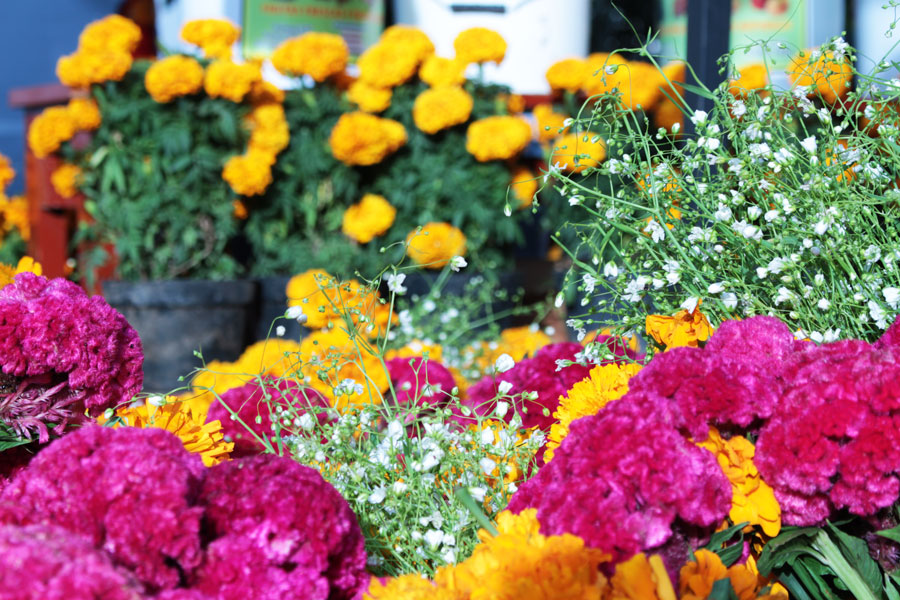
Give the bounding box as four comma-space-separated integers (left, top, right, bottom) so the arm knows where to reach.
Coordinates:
393, 0, 591, 94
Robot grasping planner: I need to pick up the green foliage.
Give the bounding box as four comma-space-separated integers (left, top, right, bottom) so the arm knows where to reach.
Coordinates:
243, 77, 528, 279
0, 230, 26, 266
71, 60, 248, 281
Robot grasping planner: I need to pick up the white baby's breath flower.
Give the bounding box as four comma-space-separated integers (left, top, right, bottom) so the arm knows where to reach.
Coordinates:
722, 292, 738, 309
818, 298, 831, 311
497, 380, 513, 395
800, 136, 817, 154
275, 325, 286, 337
368, 486, 387, 504
680, 297, 700, 312
449, 256, 467, 272
883, 287, 900, 310
708, 282, 725, 294
285, 306, 308, 324
494, 353, 515, 373
386, 272, 407, 295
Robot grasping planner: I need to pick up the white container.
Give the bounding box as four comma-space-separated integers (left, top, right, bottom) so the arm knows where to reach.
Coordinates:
393, 0, 591, 94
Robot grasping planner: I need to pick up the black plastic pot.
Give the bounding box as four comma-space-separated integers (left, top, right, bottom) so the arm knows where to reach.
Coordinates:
252, 276, 305, 342
103, 280, 257, 393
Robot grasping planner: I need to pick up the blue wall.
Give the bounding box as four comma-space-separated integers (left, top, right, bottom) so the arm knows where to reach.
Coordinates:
0, 0, 121, 194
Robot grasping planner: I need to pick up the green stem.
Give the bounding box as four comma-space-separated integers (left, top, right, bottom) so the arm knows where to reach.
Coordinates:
811, 530, 879, 600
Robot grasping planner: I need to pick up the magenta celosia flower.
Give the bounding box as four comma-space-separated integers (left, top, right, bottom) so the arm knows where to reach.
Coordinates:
196, 455, 368, 600
0, 274, 143, 442
461, 343, 593, 430
0, 524, 144, 599
207, 377, 329, 457
386, 357, 457, 407
508, 392, 731, 570
0, 425, 205, 592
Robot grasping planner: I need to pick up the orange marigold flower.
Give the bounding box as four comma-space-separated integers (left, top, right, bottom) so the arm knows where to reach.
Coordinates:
608, 553, 677, 600
697, 428, 781, 537
28, 106, 76, 158
465, 116, 531, 162
329, 112, 408, 166
730, 63, 769, 97
247, 104, 290, 156
454, 27, 506, 65
0, 154, 14, 192
298, 327, 389, 409
347, 80, 392, 113
533, 103, 570, 142
380, 24, 435, 63
144, 55, 204, 103
645, 304, 713, 349
0, 195, 30, 242
204, 59, 261, 102
271, 32, 349, 81
57, 50, 132, 88
434, 509, 609, 599
249, 79, 285, 106
51, 163, 82, 198
0, 257, 42, 289
617, 61, 666, 111
655, 96, 684, 133
788, 47, 852, 104
232, 199, 248, 220
66, 97, 102, 131
286, 268, 338, 330
511, 167, 538, 208
413, 86, 473, 134
419, 55, 467, 88
236, 338, 301, 379
180, 18, 241, 60
545, 362, 642, 462
546, 57, 589, 93
78, 14, 141, 54
342, 194, 396, 244
505, 93, 526, 114
222, 150, 274, 197
582, 52, 628, 97
364, 574, 457, 600
358, 40, 421, 88
551, 132, 606, 173
406, 222, 466, 269
680, 549, 729, 600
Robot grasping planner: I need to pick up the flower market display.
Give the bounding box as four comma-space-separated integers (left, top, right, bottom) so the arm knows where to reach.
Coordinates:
8, 9, 900, 599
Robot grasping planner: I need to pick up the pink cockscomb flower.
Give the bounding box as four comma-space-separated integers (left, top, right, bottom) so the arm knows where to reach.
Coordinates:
0, 524, 144, 600
0, 273, 143, 442
507, 392, 731, 573
207, 377, 329, 457
386, 356, 457, 408
0, 425, 205, 592
461, 342, 593, 430
196, 454, 368, 600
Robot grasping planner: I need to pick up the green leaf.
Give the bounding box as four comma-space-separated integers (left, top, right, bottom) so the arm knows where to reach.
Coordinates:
827, 522, 884, 597
674, 81, 717, 101
757, 527, 820, 575
707, 578, 740, 600
876, 524, 900, 544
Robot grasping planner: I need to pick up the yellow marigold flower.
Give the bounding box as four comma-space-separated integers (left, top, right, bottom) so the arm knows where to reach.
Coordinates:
617, 61, 665, 111
66, 97, 102, 131
645, 305, 713, 350
286, 268, 338, 330
78, 14, 141, 54
505, 93, 526, 114
189, 359, 250, 413
380, 24, 435, 63
342, 194, 397, 243
551, 132, 606, 173
0, 256, 42, 289
533, 103, 569, 142
329, 112, 408, 166
406, 222, 466, 269
730, 63, 769, 97
413, 86, 473, 134
546, 58, 589, 93
181, 19, 241, 60
27, 106, 76, 158
419, 55, 467, 88
222, 150, 274, 197
358, 40, 421, 88
50, 163, 82, 198
385, 340, 444, 363
0, 196, 30, 241
501, 325, 551, 359
680, 549, 728, 600
56, 50, 132, 88
271, 32, 349, 81
299, 327, 389, 409
144, 55, 204, 103
0, 154, 14, 192
511, 167, 538, 208
237, 338, 301, 378
454, 27, 506, 65
697, 428, 781, 537
582, 52, 628, 97
248, 104, 290, 155
788, 47, 852, 104
364, 574, 459, 600
608, 553, 677, 600
347, 81, 393, 113
545, 362, 642, 462
116, 396, 233, 466
655, 96, 684, 133
249, 79, 285, 106
435, 509, 609, 599
204, 59, 261, 102
465, 116, 531, 162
